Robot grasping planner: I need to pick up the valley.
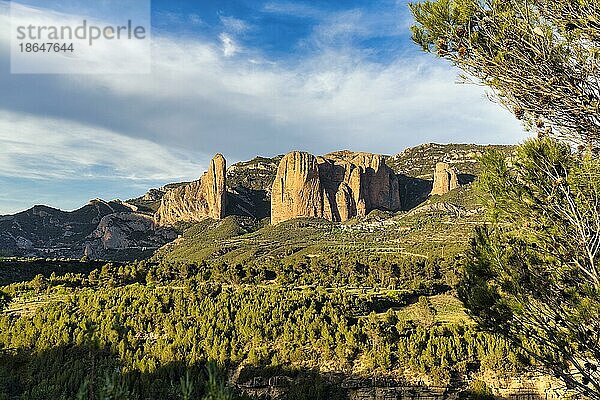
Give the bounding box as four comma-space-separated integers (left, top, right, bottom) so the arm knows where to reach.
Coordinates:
0, 143, 570, 399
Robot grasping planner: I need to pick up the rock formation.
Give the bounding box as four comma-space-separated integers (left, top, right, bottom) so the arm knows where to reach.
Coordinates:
84, 213, 177, 258
0, 143, 503, 261
155, 154, 227, 225
431, 162, 459, 196
335, 183, 355, 222
271, 150, 401, 224
271, 152, 324, 225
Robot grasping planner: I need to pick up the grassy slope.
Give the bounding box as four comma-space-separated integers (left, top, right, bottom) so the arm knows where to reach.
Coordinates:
156, 184, 483, 266
150, 183, 486, 335
1, 183, 539, 397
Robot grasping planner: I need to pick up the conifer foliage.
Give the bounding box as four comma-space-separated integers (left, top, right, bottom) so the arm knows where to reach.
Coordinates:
410, 0, 600, 144
461, 138, 600, 399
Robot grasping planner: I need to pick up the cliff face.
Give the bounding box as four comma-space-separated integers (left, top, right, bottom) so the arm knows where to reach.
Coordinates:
83, 213, 177, 260
271, 151, 401, 224
0, 143, 499, 260
155, 154, 227, 225
320, 151, 401, 219
431, 162, 459, 196
271, 152, 324, 225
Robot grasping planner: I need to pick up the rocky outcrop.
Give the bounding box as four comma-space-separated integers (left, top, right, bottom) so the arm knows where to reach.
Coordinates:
271, 152, 324, 225
155, 154, 227, 225
324, 152, 400, 215
83, 213, 177, 259
335, 183, 355, 222
318, 151, 400, 222
271, 151, 401, 224
206, 154, 227, 218
431, 162, 459, 196
0, 200, 164, 260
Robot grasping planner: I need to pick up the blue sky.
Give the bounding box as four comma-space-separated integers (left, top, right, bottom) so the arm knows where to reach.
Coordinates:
0, 0, 526, 214
151, 0, 410, 61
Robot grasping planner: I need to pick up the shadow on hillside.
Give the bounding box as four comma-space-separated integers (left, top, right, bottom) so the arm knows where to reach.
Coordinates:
397, 175, 433, 211
0, 259, 113, 286
458, 174, 476, 186
397, 173, 478, 212
0, 344, 207, 400
0, 343, 550, 400
227, 188, 271, 220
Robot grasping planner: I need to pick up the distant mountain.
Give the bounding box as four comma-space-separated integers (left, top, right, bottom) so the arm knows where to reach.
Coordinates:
0, 143, 513, 261
0, 199, 176, 260
225, 155, 283, 220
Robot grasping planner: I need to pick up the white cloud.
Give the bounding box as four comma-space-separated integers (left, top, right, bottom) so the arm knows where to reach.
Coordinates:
219, 33, 239, 57
0, 110, 208, 181
0, 1, 529, 213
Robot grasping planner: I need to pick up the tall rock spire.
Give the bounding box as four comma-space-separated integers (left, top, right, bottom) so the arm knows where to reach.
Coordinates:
155, 154, 227, 225
271, 151, 324, 225
431, 162, 459, 196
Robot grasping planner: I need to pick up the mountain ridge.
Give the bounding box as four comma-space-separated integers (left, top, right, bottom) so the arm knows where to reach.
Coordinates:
0, 143, 512, 260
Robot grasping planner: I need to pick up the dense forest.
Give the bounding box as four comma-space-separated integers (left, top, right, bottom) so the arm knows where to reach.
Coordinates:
0, 255, 528, 399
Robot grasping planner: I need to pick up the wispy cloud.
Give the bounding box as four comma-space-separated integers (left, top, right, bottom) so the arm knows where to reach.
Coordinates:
264, 0, 407, 50
220, 15, 251, 34
0, 1, 529, 212
219, 33, 240, 57
0, 110, 208, 181
262, 1, 325, 19
188, 13, 204, 26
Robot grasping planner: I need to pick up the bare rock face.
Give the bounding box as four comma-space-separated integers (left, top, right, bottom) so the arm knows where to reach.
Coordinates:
271, 150, 401, 224
431, 162, 459, 196
319, 151, 400, 222
205, 154, 227, 218
85, 213, 177, 252
335, 183, 355, 222
271, 152, 324, 225
338, 152, 401, 213
155, 154, 227, 225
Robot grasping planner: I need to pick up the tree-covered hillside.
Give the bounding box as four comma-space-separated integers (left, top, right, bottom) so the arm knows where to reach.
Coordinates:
0, 255, 528, 400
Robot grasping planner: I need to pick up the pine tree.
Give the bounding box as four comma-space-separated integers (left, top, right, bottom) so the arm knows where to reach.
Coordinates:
410, 0, 600, 145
